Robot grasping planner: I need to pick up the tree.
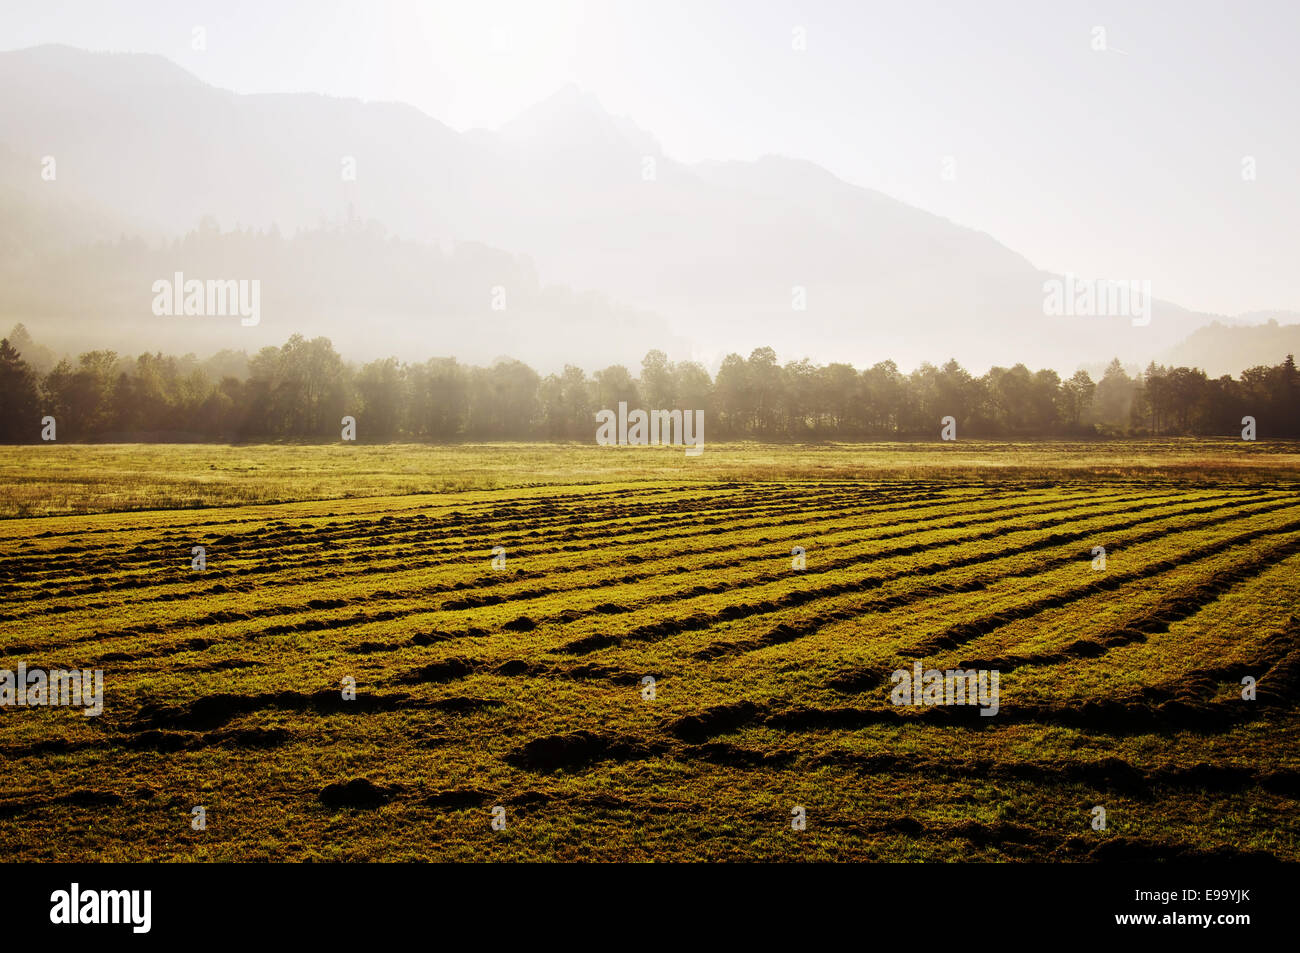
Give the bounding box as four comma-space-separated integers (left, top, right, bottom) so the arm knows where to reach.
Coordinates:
746, 347, 785, 437
6, 324, 56, 375
592, 365, 638, 413
781, 358, 818, 437
10, 334, 1290, 443
817, 363, 860, 435
408, 358, 468, 440
1030, 368, 1062, 434
639, 350, 675, 409
1281, 355, 1300, 437
904, 363, 943, 436
1164, 366, 1208, 432
0, 339, 40, 442
245, 336, 345, 436
936, 360, 977, 425
356, 358, 405, 440
673, 361, 713, 413
1093, 359, 1135, 430
41, 350, 120, 439
862, 360, 905, 435
985, 365, 1033, 435
1060, 370, 1096, 430
713, 354, 751, 436
468, 360, 540, 439
538, 365, 594, 440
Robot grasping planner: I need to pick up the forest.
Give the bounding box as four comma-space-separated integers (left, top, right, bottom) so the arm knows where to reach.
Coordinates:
1, 324, 1296, 442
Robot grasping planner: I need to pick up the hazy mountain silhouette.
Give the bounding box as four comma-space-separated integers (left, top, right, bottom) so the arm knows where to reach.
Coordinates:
1165, 319, 1300, 376
0, 44, 1260, 371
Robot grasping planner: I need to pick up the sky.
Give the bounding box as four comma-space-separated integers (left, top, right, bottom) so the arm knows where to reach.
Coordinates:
2, 0, 1296, 317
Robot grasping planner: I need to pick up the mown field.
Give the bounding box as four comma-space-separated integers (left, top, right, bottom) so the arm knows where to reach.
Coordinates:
4, 438, 1300, 517
2, 442, 1299, 861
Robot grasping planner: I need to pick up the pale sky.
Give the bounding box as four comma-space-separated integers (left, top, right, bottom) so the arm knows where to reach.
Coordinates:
3, 0, 1297, 316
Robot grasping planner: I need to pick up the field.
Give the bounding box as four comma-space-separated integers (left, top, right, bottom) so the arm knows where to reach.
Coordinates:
2, 441, 1300, 861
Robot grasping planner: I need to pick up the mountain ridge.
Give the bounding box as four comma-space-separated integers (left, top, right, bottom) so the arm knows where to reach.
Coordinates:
0, 43, 1265, 372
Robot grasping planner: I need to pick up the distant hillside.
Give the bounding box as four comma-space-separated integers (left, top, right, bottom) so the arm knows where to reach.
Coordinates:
0, 213, 679, 370
0, 45, 1238, 372
1166, 319, 1300, 376
1236, 310, 1300, 325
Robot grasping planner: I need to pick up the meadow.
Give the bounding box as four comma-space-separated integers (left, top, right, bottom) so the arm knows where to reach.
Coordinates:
3, 439, 1300, 518
1, 440, 1298, 861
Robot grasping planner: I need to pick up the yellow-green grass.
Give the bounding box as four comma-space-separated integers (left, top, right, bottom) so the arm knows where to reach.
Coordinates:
3, 438, 1300, 517
1, 446, 1298, 861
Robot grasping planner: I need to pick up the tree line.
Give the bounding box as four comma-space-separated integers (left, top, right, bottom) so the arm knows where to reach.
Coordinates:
1, 327, 1297, 442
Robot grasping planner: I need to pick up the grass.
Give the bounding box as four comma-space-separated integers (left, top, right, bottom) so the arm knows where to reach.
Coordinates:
0, 441, 1298, 860
2, 438, 1299, 518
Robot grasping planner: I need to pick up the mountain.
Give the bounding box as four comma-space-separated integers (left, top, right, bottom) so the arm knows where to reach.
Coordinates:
0, 44, 1253, 371
1235, 310, 1300, 326
1165, 319, 1300, 376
